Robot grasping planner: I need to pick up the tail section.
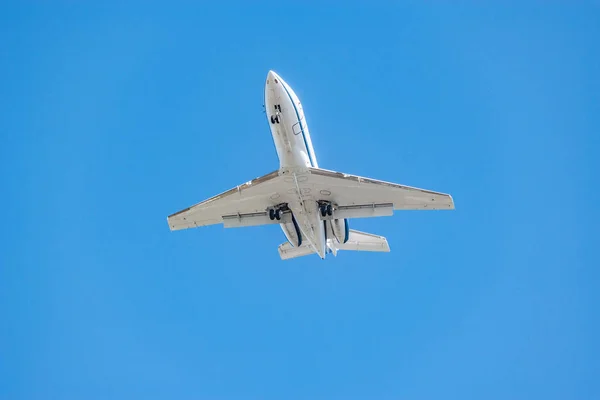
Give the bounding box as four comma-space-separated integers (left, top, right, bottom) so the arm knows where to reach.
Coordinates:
278, 242, 316, 260
278, 229, 389, 260
333, 230, 390, 252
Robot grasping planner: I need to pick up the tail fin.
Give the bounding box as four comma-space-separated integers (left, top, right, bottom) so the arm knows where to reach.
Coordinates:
335, 230, 390, 252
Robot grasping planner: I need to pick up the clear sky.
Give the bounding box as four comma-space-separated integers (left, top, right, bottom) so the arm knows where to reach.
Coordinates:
1, 2, 598, 399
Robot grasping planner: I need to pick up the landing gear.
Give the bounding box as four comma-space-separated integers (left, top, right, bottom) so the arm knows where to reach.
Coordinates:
319, 202, 333, 217
320, 204, 327, 217
270, 104, 281, 124
268, 204, 287, 221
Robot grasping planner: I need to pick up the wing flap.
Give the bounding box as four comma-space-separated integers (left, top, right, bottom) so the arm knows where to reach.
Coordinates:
322, 203, 394, 220
223, 211, 292, 228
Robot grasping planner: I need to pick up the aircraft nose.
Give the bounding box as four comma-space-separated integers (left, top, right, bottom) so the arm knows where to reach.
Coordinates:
267, 70, 281, 85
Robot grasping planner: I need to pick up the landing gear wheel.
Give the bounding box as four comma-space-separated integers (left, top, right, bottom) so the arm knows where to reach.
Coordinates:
320, 204, 327, 217
270, 116, 276, 124
326, 204, 333, 216
274, 115, 280, 124
269, 209, 275, 220
275, 209, 282, 220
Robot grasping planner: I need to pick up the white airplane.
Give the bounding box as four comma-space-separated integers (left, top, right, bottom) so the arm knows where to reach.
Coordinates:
167, 70, 455, 260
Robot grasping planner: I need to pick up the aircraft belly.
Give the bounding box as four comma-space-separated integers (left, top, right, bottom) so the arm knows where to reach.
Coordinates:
285, 192, 324, 258
281, 104, 308, 168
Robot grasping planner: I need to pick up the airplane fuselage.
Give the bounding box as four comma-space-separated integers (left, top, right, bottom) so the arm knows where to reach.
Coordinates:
264, 71, 319, 170
264, 70, 331, 259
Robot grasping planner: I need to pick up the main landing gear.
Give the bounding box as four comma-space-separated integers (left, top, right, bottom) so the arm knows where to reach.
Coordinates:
319, 202, 333, 217
268, 204, 288, 221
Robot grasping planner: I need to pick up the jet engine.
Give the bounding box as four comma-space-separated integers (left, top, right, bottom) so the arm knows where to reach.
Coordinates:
330, 218, 349, 244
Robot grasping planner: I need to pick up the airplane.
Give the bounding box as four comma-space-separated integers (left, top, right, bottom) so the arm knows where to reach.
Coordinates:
167, 70, 455, 260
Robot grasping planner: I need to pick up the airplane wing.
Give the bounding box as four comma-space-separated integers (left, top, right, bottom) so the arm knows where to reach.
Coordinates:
167, 170, 284, 231
167, 167, 453, 232
307, 167, 454, 211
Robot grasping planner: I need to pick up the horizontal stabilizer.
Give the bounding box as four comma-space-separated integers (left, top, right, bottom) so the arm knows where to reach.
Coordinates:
336, 230, 390, 252
278, 242, 316, 260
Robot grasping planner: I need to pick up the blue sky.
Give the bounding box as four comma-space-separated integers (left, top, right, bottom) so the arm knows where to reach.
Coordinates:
1, 3, 598, 399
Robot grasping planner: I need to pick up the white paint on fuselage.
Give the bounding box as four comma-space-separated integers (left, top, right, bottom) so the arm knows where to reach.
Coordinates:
264, 71, 318, 169
264, 70, 326, 259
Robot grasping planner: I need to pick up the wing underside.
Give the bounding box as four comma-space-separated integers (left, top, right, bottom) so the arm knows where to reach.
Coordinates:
306, 167, 454, 211
167, 170, 283, 231
167, 167, 454, 233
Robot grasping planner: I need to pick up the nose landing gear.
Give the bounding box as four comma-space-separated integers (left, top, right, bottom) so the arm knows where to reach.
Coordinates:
270, 104, 282, 124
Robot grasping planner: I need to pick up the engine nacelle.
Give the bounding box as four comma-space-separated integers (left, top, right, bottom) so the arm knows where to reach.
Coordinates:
281, 215, 303, 247
330, 218, 349, 244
